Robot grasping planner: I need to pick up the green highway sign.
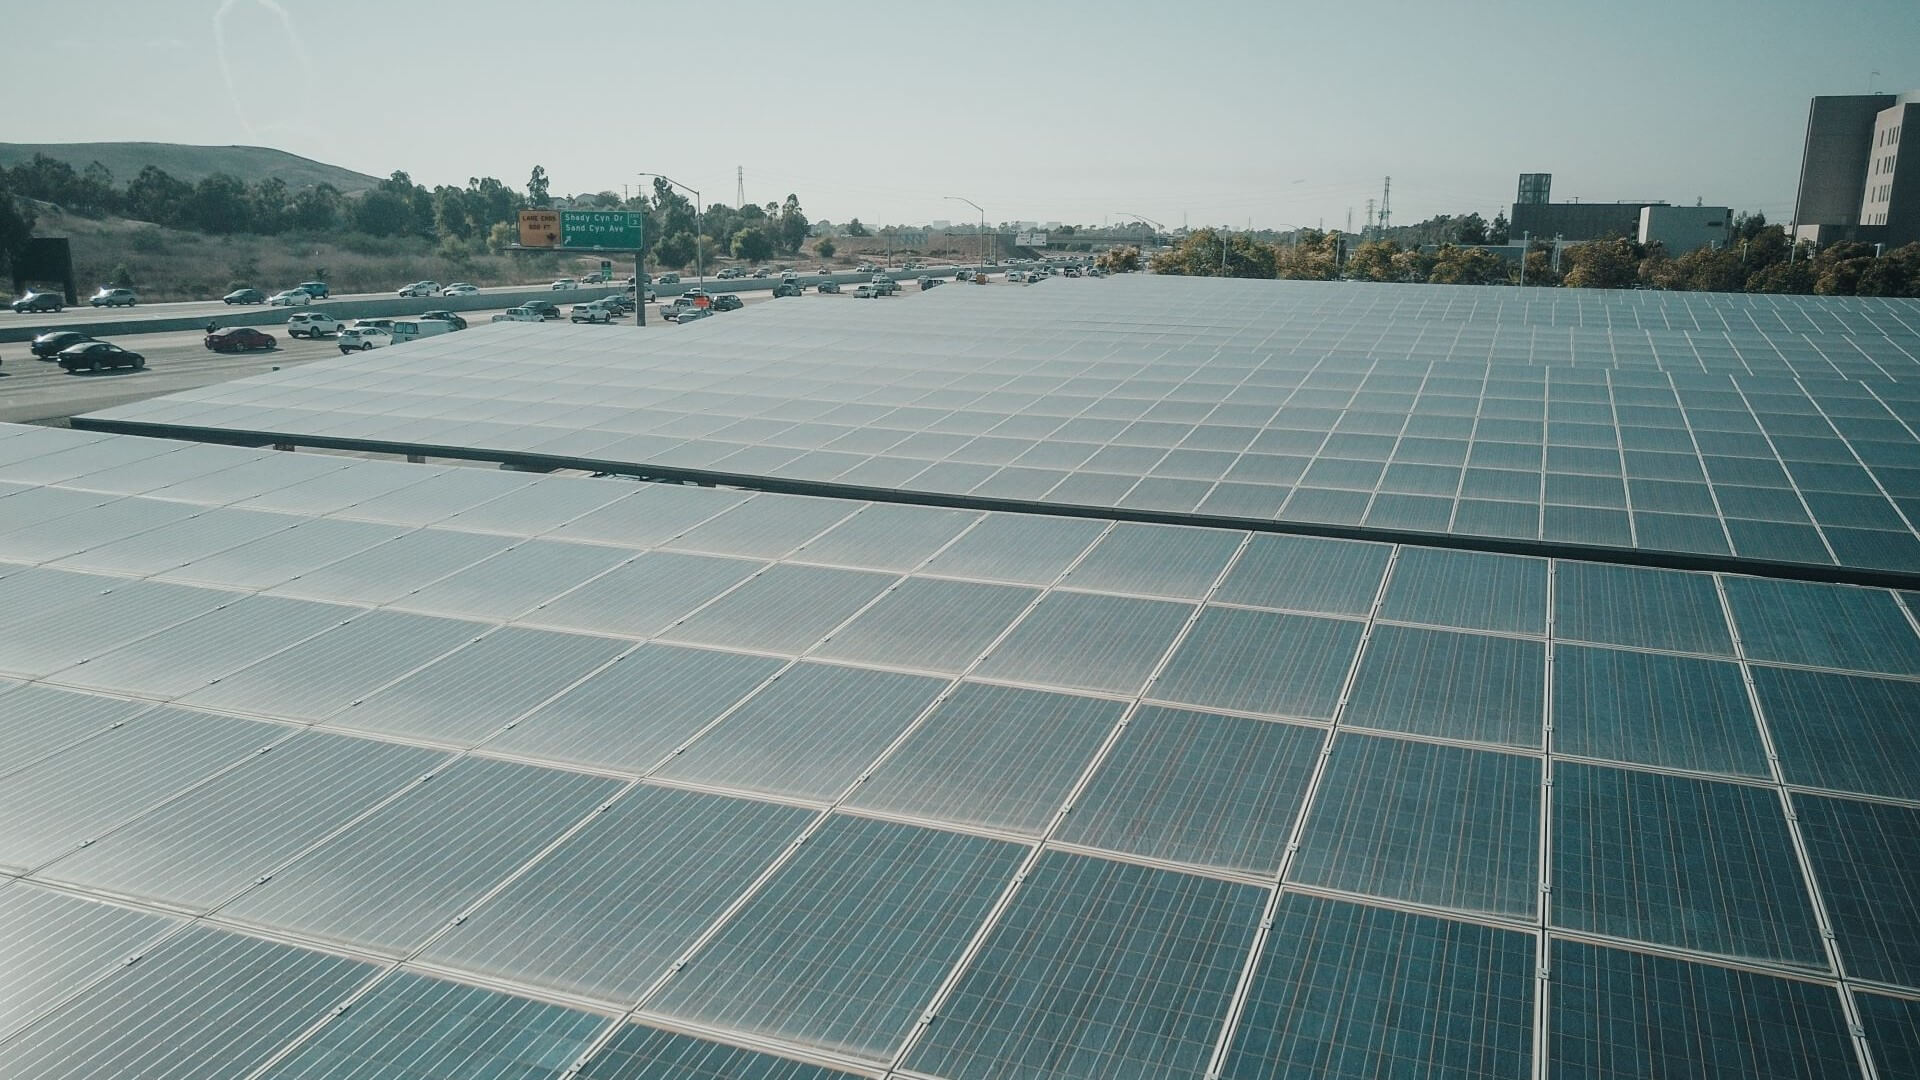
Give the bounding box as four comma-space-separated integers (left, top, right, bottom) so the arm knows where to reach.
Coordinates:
559, 210, 644, 250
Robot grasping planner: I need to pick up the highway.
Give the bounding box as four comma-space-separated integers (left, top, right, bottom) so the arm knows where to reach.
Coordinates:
4, 282, 542, 331
0, 287, 845, 425
2, 264, 983, 333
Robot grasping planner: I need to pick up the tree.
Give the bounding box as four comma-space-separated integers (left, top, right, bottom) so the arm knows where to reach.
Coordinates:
432, 186, 475, 242
185, 173, 252, 233
1562, 238, 1638, 289
845, 218, 870, 237
813, 237, 836, 260
1427, 243, 1507, 285
654, 230, 697, 270
1488, 212, 1510, 245
290, 183, 342, 231
1671, 246, 1746, 292
248, 177, 290, 234
731, 226, 774, 263
125, 165, 192, 227
527, 166, 551, 208
1745, 258, 1815, 294
350, 189, 414, 236
777, 194, 809, 254
0, 178, 35, 278
1454, 213, 1488, 246
1095, 245, 1141, 273
1272, 230, 1340, 280
1520, 247, 1560, 287
1344, 240, 1398, 282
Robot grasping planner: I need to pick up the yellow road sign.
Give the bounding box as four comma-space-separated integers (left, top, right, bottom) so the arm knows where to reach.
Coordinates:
518, 210, 561, 248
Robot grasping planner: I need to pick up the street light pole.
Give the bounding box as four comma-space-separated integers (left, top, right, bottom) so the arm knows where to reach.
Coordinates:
1116, 212, 1163, 267
946, 196, 985, 270
638, 172, 704, 289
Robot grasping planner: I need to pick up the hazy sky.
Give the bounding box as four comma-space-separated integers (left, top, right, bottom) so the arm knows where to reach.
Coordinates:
10, 0, 1920, 229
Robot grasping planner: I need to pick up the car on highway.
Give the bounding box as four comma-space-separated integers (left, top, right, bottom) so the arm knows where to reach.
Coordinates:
673, 306, 713, 323
956, 268, 975, 281
442, 283, 480, 296
551, 278, 577, 290
751, 267, 770, 278
58, 341, 144, 372
521, 301, 562, 320
223, 287, 266, 305
660, 295, 705, 321
599, 294, 634, 315
397, 280, 441, 298
491, 307, 543, 323
570, 302, 614, 323
351, 317, 398, 331
391, 319, 455, 344
871, 277, 900, 296
854, 284, 878, 298
31, 330, 94, 358
817, 280, 841, 294
712, 294, 744, 311
204, 327, 277, 353
857, 262, 877, 273
771, 282, 804, 298
918, 276, 942, 290
337, 326, 390, 353
657, 273, 680, 285
286, 312, 340, 337
268, 288, 312, 306
87, 287, 138, 308
419, 310, 468, 330
1064, 266, 1082, 278
1006, 270, 1027, 283
11, 290, 64, 313
295, 281, 331, 298
715, 267, 744, 280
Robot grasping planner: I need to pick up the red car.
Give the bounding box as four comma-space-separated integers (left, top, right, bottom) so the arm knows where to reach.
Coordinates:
205, 326, 278, 353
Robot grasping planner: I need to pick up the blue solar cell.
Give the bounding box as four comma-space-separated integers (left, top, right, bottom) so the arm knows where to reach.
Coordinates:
1551, 645, 1768, 777
1792, 794, 1920, 989
1221, 894, 1535, 1080
904, 851, 1263, 1080
1291, 734, 1541, 917
1548, 939, 1857, 1080
1552, 763, 1824, 966
1344, 625, 1545, 747
1752, 666, 1920, 800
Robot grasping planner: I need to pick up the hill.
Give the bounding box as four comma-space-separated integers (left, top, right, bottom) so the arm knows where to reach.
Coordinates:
0, 142, 379, 193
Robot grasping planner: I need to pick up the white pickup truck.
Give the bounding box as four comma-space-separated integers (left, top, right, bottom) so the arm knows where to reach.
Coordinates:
490, 306, 543, 323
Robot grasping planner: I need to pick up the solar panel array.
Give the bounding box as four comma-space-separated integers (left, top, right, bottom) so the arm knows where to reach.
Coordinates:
1, 420, 1916, 1079
77, 277, 1920, 582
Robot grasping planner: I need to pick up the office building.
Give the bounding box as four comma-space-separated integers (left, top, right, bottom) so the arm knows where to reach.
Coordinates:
1793, 91, 1919, 246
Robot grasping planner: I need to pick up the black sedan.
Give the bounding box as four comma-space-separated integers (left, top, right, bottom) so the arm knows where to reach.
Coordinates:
204, 327, 277, 352
223, 288, 266, 305
419, 310, 468, 330
10, 290, 64, 313
31, 330, 94, 358
58, 341, 145, 373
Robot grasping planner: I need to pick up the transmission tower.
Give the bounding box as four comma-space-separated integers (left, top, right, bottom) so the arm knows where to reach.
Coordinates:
1365, 199, 1375, 237
1378, 176, 1392, 234
736, 166, 745, 208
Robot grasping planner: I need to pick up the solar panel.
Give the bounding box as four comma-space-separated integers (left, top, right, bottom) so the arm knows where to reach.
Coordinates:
73, 278, 1920, 581
1220, 894, 1535, 1080
2, 281, 1918, 1080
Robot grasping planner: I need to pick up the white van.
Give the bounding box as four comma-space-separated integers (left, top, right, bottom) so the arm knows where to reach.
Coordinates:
389, 319, 454, 344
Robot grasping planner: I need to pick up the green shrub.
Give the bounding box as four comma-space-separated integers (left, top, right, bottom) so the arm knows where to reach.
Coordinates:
129, 227, 167, 254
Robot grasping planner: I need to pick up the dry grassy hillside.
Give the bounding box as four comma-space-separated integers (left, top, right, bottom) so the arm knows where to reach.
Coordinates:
34, 206, 591, 302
